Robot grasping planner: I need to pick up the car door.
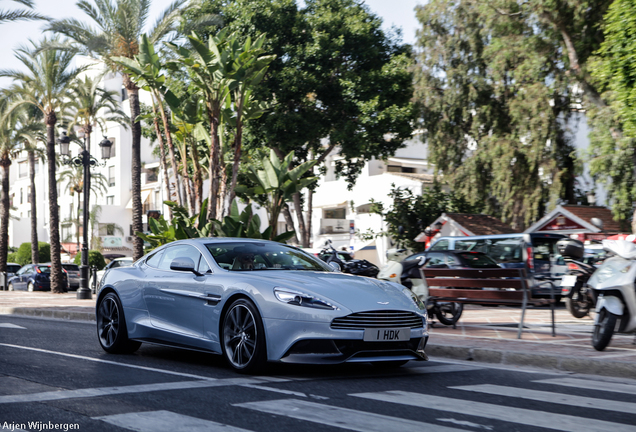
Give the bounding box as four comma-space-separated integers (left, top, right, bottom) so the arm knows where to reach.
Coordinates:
143, 244, 212, 339
12, 266, 29, 289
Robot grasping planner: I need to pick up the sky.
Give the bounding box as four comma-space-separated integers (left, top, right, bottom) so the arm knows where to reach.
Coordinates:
0, 0, 423, 87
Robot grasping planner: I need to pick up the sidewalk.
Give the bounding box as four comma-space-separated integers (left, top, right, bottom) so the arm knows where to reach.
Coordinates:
0, 291, 634, 378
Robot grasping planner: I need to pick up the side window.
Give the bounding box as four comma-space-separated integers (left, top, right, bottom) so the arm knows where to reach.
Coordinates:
446, 254, 460, 265
158, 245, 202, 271
146, 250, 164, 268
429, 239, 449, 250
198, 255, 211, 273
425, 253, 446, 266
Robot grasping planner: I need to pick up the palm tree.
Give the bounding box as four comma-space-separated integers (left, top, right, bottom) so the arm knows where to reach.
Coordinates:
0, 0, 48, 24
58, 164, 108, 254
0, 36, 83, 293
47, 0, 189, 260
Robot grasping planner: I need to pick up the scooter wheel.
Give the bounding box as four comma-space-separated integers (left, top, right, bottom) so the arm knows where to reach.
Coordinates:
565, 286, 590, 319
592, 309, 617, 351
435, 302, 463, 326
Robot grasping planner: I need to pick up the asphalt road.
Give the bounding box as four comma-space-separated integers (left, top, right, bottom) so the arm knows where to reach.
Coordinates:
1, 316, 635, 432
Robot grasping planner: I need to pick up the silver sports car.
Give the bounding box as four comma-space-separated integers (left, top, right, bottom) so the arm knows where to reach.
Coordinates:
96, 238, 429, 373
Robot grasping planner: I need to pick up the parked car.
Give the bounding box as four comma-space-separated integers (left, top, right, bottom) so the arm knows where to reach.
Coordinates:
428, 233, 566, 298
62, 263, 81, 290
6, 263, 21, 278
95, 238, 428, 373
92, 257, 134, 286
7, 264, 69, 292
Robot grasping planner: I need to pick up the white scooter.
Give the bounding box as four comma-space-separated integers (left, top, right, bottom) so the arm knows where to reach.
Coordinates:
588, 239, 636, 351
378, 249, 463, 326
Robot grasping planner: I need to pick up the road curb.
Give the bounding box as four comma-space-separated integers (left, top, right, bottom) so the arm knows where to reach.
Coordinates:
0, 307, 95, 322
427, 343, 636, 379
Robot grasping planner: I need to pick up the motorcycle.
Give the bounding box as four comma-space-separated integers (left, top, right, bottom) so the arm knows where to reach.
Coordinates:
378, 249, 463, 326
319, 240, 380, 278
557, 238, 597, 318
588, 239, 636, 351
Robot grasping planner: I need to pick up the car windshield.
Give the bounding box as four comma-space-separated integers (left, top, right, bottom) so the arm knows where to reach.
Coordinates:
206, 242, 330, 271
62, 264, 79, 271
7, 265, 21, 273
456, 252, 500, 268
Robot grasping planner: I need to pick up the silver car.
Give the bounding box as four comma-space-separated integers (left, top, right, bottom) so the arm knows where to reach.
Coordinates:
96, 238, 428, 373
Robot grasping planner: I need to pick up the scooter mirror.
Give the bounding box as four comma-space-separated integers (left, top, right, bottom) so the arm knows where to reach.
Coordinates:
418, 256, 428, 267
328, 262, 341, 272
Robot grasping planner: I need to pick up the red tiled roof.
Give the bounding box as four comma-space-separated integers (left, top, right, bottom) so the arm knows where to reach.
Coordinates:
562, 205, 622, 233
445, 213, 516, 236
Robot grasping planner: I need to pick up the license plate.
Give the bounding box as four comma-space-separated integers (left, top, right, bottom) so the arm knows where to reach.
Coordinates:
560, 275, 577, 287
363, 327, 411, 342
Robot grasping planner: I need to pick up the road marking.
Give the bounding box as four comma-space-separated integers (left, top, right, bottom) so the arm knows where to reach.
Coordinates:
407, 364, 483, 374
0, 378, 270, 404
438, 418, 493, 430
534, 377, 636, 395
450, 384, 636, 414
239, 384, 308, 397
0, 342, 219, 380
351, 391, 635, 432
95, 410, 252, 432
0, 323, 26, 329
234, 398, 465, 432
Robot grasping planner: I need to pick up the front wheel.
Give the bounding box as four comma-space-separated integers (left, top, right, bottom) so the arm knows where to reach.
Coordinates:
7, 283, 13, 291
222, 298, 267, 374
27, 282, 34, 292
434, 302, 464, 325
592, 309, 618, 351
565, 286, 590, 318
96, 292, 141, 354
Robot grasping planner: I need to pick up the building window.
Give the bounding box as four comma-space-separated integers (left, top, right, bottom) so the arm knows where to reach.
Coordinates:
324, 208, 346, 219
108, 166, 115, 187
19, 188, 23, 204
27, 186, 31, 203
387, 165, 416, 173
108, 138, 116, 157
106, 195, 114, 205
18, 161, 28, 178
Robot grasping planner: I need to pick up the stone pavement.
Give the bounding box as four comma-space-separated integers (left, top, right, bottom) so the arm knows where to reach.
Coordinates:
0, 290, 634, 378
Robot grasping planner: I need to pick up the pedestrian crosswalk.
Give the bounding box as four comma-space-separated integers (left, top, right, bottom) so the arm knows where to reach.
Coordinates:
89, 368, 636, 432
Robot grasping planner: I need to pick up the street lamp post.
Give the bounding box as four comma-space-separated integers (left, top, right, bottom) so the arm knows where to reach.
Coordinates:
58, 131, 112, 300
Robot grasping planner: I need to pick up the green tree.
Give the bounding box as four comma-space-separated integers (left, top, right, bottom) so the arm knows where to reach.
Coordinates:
188, 0, 416, 246
0, 0, 48, 23
369, 185, 483, 252
74, 249, 106, 270
47, 0, 189, 260
414, 0, 584, 230
15, 242, 50, 265
588, 0, 636, 231
0, 37, 82, 293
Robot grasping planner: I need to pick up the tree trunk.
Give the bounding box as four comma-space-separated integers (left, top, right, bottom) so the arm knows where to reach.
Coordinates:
150, 98, 173, 220
191, 140, 203, 215
305, 187, 313, 247
206, 104, 221, 221
156, 95, 183, 208
180, 140, 195, 215
46, 114, 63, 293
0, 157, 11, 274
125, 77, 144, 261
28, 150, 38, 264
282, 205, 299, 244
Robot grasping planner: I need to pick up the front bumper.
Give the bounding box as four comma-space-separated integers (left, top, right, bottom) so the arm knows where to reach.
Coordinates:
263, 317, 428, 364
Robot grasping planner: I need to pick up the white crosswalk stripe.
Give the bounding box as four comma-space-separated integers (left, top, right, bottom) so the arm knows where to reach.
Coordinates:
450, 384, 636, 414
534, 377, 636, 395
234, 398, 466, 432
351, 390, 636, 432
95, 410, 252, 432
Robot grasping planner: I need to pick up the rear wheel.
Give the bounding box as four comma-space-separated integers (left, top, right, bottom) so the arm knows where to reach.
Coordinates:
592, 309, 618, 351
96, 292, 141, 354
7, 283, 13, 291
435, 302, 463, 325
565, 286, 590, 318
222, 298, 267, 374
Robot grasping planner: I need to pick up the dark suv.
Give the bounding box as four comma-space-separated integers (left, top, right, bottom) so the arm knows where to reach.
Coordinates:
8, 264, 69, 292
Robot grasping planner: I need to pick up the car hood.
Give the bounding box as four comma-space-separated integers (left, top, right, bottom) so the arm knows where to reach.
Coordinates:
236, 271, 418, 312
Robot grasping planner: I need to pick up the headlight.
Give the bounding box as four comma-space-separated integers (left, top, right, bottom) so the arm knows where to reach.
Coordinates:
403, 288, 426, 311
274, 287, 339, 310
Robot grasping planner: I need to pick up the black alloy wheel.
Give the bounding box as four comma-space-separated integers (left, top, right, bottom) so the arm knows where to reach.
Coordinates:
222, 298, 266, 373
96, 292, 141, 354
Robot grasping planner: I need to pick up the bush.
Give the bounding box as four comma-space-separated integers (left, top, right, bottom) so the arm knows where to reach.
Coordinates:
14, 242, 50, 265
74, 250, 106, 270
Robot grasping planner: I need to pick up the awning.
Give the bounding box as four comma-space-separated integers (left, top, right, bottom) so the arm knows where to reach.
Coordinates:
125, 190, 151, 209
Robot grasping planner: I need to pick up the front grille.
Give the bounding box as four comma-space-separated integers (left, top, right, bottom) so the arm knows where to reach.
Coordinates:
331, 310, 424, 330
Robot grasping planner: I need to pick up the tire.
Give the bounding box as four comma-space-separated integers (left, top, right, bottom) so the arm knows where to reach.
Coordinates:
592, 309, 618, 351
7, 283, 13, 291
96, 292, 141, 354
222, 298, 267, 374
435, 302, 464, 326
27, 282, 34, 292
565, 286, 590, 319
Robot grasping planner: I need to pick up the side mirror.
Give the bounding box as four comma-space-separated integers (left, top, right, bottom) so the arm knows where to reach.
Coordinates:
328, 262, 341, 272
170, 257, 203, 276
418, 256, 428, 267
